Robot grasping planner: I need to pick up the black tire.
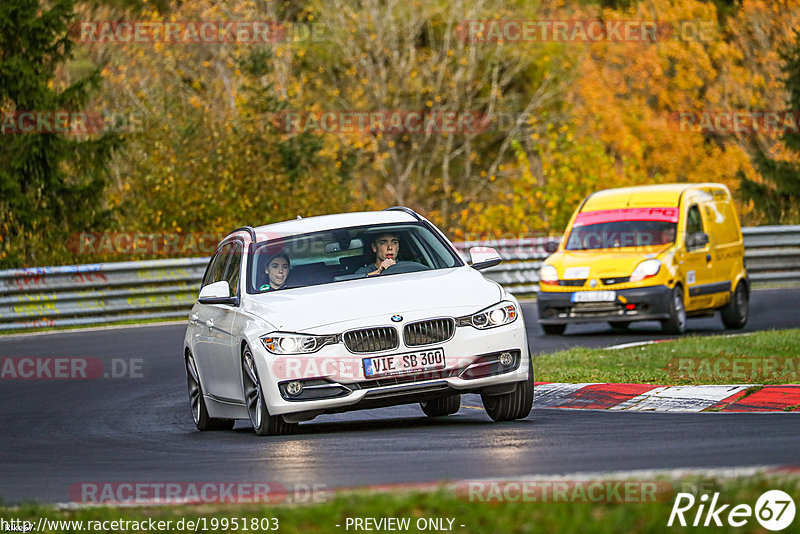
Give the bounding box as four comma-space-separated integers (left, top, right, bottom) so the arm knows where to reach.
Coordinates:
609, 321, 631, 329
541, 323, 566, 335
420, 393, 461, 417
660, 284, 686, 335
242, 346, 297, 436
185, 353, 235, 431
481, 365, 534, 422
721, 280, 749, 329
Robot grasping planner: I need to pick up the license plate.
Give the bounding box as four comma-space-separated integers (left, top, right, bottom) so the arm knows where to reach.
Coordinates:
363, 348, 445, 378
571, 291, 616, 303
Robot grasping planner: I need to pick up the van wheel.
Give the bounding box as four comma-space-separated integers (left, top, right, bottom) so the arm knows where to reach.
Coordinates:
542, 324, 566, 335
420, 393, 461, 417
660, 285, 686, 335
721, 281, 749, 329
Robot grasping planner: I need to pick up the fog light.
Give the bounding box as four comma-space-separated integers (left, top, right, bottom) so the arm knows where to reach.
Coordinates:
286, 380, 303, 397
498, 352, 513, 366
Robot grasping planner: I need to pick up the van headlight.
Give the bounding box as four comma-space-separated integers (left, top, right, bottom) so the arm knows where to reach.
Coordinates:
630, 259, 661, 283
540, 264, 558, 285
458, 302, 518, 329
261, 333, 338, 354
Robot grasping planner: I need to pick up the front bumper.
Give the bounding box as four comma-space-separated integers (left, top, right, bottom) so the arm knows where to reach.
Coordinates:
537, 285, 672, 325
254, 316, 530, 418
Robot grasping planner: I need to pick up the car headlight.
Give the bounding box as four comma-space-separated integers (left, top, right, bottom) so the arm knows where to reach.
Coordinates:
539, 264, 558, 285
458, 302, 518, 329
630, 259, 661, 283
260, 333, 338, 355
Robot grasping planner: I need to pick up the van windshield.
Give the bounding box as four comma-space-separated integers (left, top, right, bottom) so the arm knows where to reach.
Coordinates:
566, 207, 678, 251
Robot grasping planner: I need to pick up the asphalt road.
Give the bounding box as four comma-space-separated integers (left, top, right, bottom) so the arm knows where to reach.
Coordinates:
1, 288, 798, 504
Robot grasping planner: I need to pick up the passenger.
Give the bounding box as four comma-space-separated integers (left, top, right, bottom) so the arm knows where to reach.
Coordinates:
356, 232, 399, 276
260, 252, 290, 291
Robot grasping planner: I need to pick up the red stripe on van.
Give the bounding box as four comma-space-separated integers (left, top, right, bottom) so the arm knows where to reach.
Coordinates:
574, 207, 679, 227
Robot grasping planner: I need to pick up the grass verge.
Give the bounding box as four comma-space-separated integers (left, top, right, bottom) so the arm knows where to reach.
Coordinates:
2, 475, 798, 533
534, 329, 800, 385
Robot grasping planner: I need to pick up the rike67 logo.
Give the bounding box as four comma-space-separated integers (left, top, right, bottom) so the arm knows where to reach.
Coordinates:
668, 490, 796, 531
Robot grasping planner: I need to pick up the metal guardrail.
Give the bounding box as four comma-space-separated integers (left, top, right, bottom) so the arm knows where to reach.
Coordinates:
1, 226, 798, 331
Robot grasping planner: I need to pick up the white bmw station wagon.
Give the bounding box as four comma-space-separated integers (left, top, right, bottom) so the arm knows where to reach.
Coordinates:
183, 207, 533, 436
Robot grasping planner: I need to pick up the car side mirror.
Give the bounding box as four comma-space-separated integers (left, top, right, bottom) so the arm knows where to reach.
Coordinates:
469, 246, 502, 271
198, 280, 238, 306
543, 239, 560, 254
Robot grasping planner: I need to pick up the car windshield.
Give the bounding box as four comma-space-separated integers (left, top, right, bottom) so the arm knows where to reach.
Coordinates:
246, 223, 462, 293
566, 207, 679, 251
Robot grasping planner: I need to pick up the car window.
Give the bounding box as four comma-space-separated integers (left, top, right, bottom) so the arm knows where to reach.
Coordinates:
222, 241, 243, 297
247, 223, 461, 293
201, 244, 232, 288
686, 205, 704, 235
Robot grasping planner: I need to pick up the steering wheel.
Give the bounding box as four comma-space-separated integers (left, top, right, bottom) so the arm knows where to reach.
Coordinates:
382, 261, 432, 274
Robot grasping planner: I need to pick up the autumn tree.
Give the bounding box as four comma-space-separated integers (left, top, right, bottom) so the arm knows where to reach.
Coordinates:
738, 29, 800, 223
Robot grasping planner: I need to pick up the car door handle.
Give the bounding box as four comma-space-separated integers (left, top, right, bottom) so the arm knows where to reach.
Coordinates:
706, 254, 711, 262
204, 318, 214, 328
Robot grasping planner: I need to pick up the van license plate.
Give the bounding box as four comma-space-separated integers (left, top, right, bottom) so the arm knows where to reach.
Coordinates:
572, 291, 616, 303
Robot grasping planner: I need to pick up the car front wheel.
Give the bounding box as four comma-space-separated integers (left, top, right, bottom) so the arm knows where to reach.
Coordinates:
185, 352, 234, 431
420, 393, 461, 417
242, 345, 297, 436
481, 365, 534, 422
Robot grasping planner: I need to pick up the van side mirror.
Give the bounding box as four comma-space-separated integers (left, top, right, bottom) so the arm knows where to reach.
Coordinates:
543, 239, 560, 254
198, 280, 238, 306
469, 246, 502, 270
686, 232, 709, 250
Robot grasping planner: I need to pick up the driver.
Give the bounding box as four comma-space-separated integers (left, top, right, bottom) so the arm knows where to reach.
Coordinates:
659, 226, 676, 245
356, 232, 399, 276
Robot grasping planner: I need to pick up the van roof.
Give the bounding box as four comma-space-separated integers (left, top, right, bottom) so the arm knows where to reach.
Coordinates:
581, 183, 728, 211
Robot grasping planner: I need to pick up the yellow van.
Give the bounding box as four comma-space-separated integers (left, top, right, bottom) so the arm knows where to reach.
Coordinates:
537, 183, 749, 335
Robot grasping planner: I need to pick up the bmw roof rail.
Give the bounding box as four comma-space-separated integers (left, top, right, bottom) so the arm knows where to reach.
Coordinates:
226, 226, 258, 241
383, 206, 421, 221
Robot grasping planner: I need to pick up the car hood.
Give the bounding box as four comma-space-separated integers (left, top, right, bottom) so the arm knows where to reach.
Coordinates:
547, 246, 671, 278
242, 267, 503, 332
